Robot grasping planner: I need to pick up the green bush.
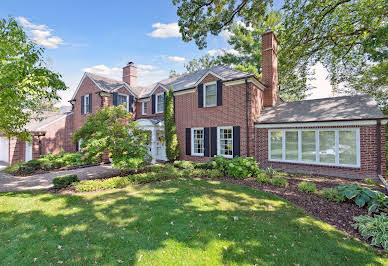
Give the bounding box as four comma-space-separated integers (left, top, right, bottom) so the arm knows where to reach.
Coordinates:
255, 172, 271, 184
352, 213, 388, 250
298, 181, 317, 194
368, 191, 388, 213
319, 188, 345, 203
193, 162, 213, 169
2, 162, 23, 174
211, 156, 259, 179
53, 174, 79, 189
337, 184, 377, 208
190, 169, 224, 179
210, 156, 229, 172
271, 176, 288, 187
265, 167, 278, 177
364, 178, 380, 187
75, 177, 129, 192
173, 160, 195, 170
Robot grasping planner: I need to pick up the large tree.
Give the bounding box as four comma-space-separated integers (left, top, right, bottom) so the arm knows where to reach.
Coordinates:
173, 0, 387, 106
0, 17, 66, 140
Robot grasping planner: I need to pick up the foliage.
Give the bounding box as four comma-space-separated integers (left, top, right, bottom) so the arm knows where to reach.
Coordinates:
173, 0, 388, 108
264, 167, 278, 177
190, 169, 224, 179
211, 156, 259, 179
255, 171, 271, 184
52, 174, 79, 189
73, 106, 150, 170
164, 86, 181, 161
298, 181, 317, 194
2, 162, 23, 174
193, 162, 213, 169
352, 213, 388, 250
319, 188, 345, 203
0, 17, 67, 140
271, 176, 288, 188
364, 178, 380, 187
173, 160, 195, 170
184, 54, 220, 72
210, 156, 229, 172
337, 184, 377, 208
368, 191, 388, 214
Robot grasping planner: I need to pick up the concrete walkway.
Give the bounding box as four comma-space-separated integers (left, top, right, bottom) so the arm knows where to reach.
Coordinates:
0, 165, 121, 192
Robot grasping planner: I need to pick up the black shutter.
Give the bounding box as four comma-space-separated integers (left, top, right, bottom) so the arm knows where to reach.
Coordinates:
113, 92, 118, 106
233, 126, 240, 157
217, 80, 222, 106
211, 127, 217, 157
152, 94, 156, 114
81, 96, 84, 114
89, 94, 92, 113
185, 128, 191, 155
198, 84, 203, 108
204, 127, 210, 157
129, 95, 134, 112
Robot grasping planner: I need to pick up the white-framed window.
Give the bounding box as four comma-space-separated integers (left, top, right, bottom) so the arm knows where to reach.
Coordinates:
218, 126, 233, 158
142, 102, 148, 115
84, 94, 91, 114
204, 82, 217, 107
118, 93, 129, 111
191, 128, 204, 156
268, 128, 360, 167
156, 93, 164, 113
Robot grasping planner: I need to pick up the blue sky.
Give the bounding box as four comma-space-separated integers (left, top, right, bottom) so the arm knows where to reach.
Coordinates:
1, 0, 332, 106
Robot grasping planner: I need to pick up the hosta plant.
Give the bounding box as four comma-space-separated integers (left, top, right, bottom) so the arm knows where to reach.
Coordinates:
352, 213, 388, 250
368, 191, 388, 213
337, 184, 376, 208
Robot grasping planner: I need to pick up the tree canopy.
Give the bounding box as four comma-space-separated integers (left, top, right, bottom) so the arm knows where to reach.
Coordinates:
173, 0, 387, 106
0, 17, 66, 140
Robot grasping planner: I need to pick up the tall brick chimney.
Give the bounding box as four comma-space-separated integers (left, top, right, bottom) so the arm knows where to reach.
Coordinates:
262, 30, 278, 106
123, 61, 137, 87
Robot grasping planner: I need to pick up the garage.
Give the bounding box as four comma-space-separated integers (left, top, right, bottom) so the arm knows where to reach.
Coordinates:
0, 137, 9, 165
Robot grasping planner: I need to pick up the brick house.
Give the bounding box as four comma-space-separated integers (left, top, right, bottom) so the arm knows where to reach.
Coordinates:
2, 30, 386, 179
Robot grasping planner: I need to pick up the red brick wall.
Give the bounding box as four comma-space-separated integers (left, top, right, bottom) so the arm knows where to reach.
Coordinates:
255, 124, 387, 179
175, 74, 261, 162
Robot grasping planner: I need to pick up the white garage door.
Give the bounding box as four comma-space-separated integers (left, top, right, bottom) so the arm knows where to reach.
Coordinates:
0, 137, 9, 164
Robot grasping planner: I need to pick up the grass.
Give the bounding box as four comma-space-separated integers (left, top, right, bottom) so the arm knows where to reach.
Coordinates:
0, 179, 386, 265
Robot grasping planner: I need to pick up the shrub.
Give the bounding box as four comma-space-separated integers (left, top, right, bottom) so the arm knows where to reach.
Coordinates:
298, 181, 317, 194
352, 213, 388, 250
211, 156, 259, 179
75, 176, 129, 192
164, 86, 181, 161
320, 188, 345, 203
53, 174, 79, 189
368, 191, 388, 213
364, 178, 380, 187
255, 172, 271, 184
271, 176, 288, 187
2, 162, 23, 174
337, 184, 377, 208
173, 160, 195, 170
190, 169, 224, 179
211, 156, 229, 173
265, 167, 278, 177
193, 162, 213, 169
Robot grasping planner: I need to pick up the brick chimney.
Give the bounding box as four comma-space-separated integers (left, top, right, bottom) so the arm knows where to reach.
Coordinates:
262, 30, 278, 106
123, 61, 137, 87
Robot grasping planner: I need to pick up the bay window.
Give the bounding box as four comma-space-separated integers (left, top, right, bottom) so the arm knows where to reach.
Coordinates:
269, 128, 360, 167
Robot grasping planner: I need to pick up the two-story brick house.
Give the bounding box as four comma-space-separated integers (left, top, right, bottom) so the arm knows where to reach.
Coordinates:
3, 30, 386, 179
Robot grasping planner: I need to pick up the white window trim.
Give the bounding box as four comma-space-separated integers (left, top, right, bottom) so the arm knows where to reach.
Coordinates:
84, 94, 90, 114
268, 128, 361, 168
155, 92, 164, 113
142, 102, 147, 115
191, 127, 204, 156
203, 81, 217, 107
217, 126, 233, 159
118, 93, 129, 111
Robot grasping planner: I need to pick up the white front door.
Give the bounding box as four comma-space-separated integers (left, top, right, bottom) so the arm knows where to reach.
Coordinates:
0, 137, 9, 164
155, 130, 167, 161
25, 142, 33, 162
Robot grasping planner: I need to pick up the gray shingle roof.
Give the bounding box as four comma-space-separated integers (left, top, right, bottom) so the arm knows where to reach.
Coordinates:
257, 95, 387, 124
85, 65, 253, 99
26, 112, 71, 132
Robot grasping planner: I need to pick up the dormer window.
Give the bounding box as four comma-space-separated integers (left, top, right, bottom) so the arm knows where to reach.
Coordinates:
204, 82, 217, 107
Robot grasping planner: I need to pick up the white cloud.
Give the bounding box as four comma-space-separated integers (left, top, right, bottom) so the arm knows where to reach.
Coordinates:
206, 49, 219, 56
17, 17, 64, 49
168, 56, 186, 63
137, 64, 156, 70
147, 22, 181, 38
206, 48, 240, 56
83, 65, 122, 80
220, 29, 232, 42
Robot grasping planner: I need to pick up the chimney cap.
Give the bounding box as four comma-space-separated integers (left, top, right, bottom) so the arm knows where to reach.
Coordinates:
127, 61, 134, 66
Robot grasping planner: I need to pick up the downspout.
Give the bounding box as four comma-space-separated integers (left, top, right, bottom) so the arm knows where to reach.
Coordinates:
245, 79, 250, 157
376, 119, 382, 176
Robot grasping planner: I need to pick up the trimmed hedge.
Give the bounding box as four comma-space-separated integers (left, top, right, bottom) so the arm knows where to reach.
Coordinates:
53, 174, 79, 189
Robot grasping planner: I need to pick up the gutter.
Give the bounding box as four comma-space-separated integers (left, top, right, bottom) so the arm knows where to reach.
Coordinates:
245, 79, 250, 157
255, 117, 388, 125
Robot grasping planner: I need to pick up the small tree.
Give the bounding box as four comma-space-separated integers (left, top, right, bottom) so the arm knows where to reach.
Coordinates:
164, 85, 181, 161
73, 105, 150, 170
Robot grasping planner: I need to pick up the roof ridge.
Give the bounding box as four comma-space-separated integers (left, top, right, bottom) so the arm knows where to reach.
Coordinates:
85, 72, 123, 84
275, 94, 371, 105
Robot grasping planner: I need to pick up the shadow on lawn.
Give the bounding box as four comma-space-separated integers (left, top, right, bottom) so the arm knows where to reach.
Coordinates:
0, 179, 384, 265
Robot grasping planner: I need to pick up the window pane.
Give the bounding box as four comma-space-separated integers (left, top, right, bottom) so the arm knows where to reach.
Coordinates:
219, 128, 233, 156
339, 131, 357, 165
205, 84, 217, 106
270, 131, 283, 160
302, 131, 316, 162
118, 95, 127, 107
193, 129, 204, 154
157, 94, 164, 112
319, 131, 336, 163
285, 131, 298, 160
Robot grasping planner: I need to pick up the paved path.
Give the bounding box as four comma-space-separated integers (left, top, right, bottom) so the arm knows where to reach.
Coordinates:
0, 165, 121, 192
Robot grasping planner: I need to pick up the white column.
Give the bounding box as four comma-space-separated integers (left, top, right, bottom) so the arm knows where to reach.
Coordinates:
151, 127, 157, 164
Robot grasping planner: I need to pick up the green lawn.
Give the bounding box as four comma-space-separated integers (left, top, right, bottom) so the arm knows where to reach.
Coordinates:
0, 179, 386, 265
